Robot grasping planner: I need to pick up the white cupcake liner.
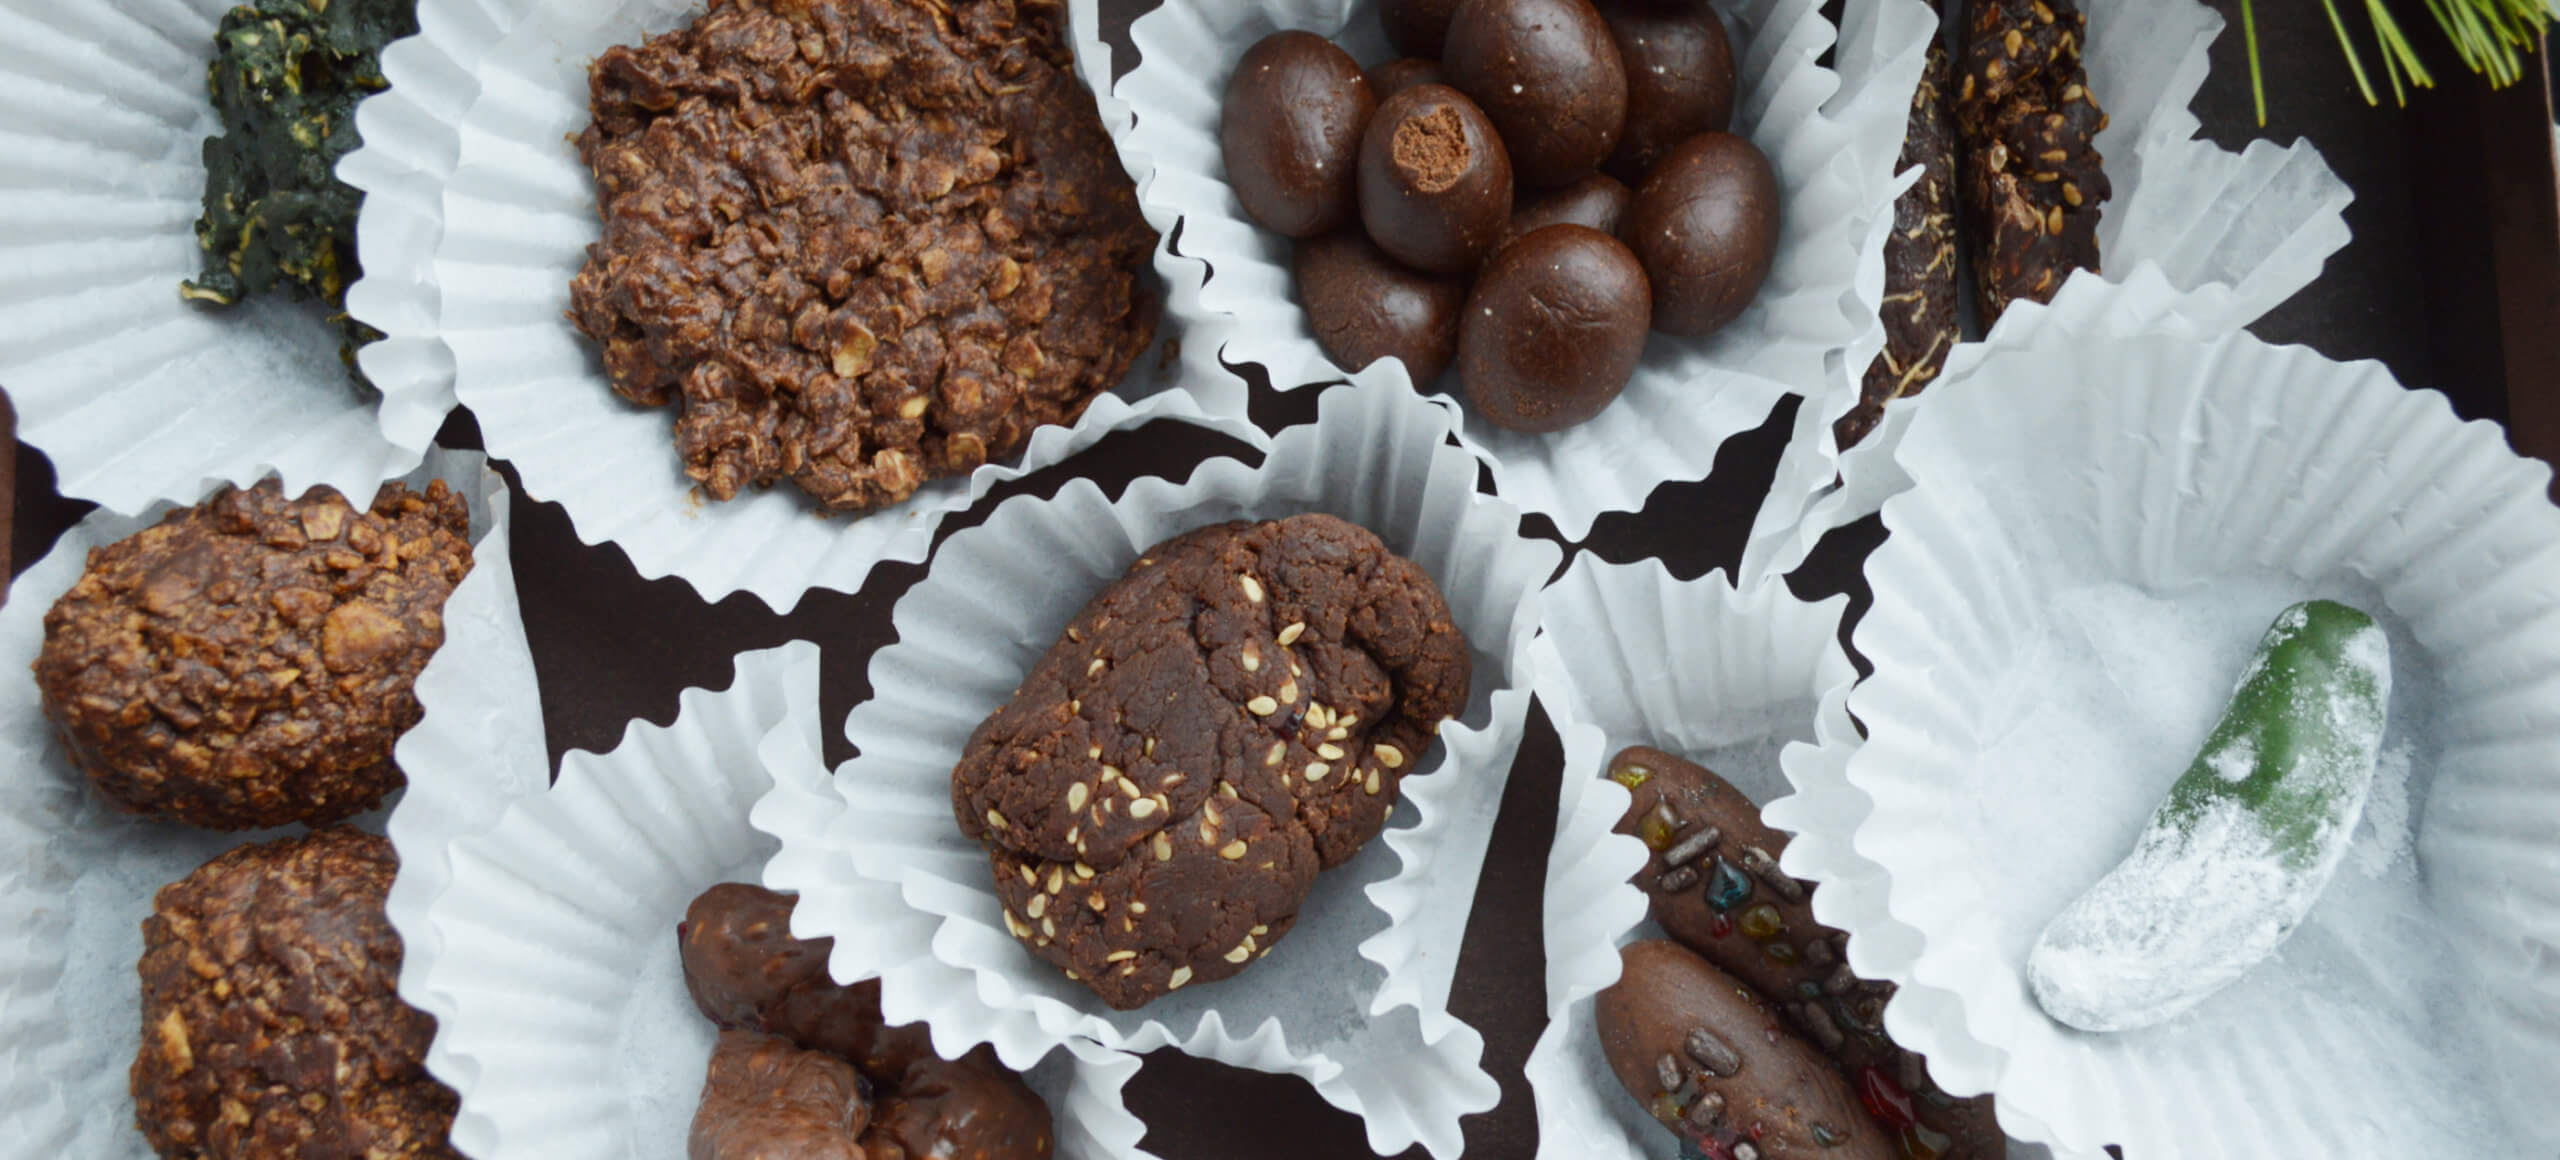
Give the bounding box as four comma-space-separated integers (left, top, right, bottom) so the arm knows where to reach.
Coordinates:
0, 1, 434, 515
1804, 326, 2560, 1156
398, 643, 1151, 1159
760, 372, 1552, 1159
1117, 0, 1940, 543
0, 448, 530, 1158
1520, 553, 1938, 1159
391, 0, 1258, 612
1740, 0, 2356, 584
342, 0, 539, 458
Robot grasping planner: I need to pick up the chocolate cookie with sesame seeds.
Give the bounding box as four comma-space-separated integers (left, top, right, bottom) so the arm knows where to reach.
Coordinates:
952, 514, 1472, 1009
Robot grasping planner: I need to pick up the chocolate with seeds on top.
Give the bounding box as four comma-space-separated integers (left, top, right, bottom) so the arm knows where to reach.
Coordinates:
1954, 0, 2109, 323
953, 514, 1472, 1009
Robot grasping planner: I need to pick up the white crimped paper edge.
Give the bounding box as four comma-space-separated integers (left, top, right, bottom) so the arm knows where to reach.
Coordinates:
1818, 326, 2560, 1157
1742, 0, 2357, 584
1521, 554, 1963, 1160
399, 642, 1153, 1160
1115, 0, 1938, 544
343, 0, 546, 461
0, 1, 431, 516
0, 448, 530, 1159
761, 372, 1553, 1159
405, 0, 1258, 613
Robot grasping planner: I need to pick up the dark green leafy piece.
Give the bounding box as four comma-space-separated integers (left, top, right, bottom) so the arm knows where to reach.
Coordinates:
182, 0, 417, 388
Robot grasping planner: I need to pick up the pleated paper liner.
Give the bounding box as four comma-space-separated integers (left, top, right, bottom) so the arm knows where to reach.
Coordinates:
1743, 0, 2355, 582
760, 373, 1553, 1159
1810, 327, 2560, 1156
389, 0, 1258, 612
1115, 0, 1938, 545
0, 2, 432, 515
397, 643, 1152, 1159
0, 449, 533, 1158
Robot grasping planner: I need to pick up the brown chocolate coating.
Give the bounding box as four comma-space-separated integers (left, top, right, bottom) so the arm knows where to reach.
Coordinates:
36, 479, 473, 831
1598, 0, 1736, 184
952, 515, 1472, 1009
1380, 0, 1463, 58
1457, 223, 1649, 433
1357, 84, 1514, 274
1442, 0, 1628, 187
1955, 0, 2108, 322
1625, 131, 1779, 337
1495, 172, 1634, 253
1597, 940, 1892, 1159
1607, 747, 2007, 1160
680, 885, 1054, 1159
1365, 57, 1448, 101
132, 827, 459, 1159
1294, 230, 1468, 386
689, 1030, 872, 1160
1222, 31, 1376, 238
1842, 42, 1959, 450
568, 0, 1160, 513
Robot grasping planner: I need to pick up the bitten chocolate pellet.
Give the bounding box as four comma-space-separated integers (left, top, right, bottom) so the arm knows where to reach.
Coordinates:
952, 515, 1471, 1009
1625, 131, 1780, 338
1223, 31, 1376, 238
1357, 84, 1514, 273
1459, 223, 1651, 433
1443, 0, 1629, 187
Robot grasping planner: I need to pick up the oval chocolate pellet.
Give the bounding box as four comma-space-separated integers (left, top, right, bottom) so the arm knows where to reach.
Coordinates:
1381, 0, 1464, 58
1443, 0, 1628, 187
1595, 940, 1892, 1160
1599, 0, 1736, 184
1457, 223, 1648, 432
1357, 83, 1514, 274
1222, 31, 1376, 237
1494, 171, 1633, 254
1626, 131, 1779, 337
1366, 56, 1448, 101
1294, 229, 1467, 387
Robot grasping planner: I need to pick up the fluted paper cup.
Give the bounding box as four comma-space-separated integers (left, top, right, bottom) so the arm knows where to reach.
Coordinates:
0, 2, 436, 514
397, 643, 1151, 1159
0, 449, 533, 1158
384, 0, 1257, 612
761, 373, 1551, 1159
1805, 327, 2560, 1156
1116, 0, 1940, 543
1742, 0, 2356, 583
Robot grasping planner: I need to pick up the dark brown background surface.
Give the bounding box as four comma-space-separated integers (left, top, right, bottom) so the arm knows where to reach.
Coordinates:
5, 2, 2554, 1157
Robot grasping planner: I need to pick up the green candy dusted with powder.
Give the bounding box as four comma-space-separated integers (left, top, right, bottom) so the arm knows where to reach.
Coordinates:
2029, 599, 2391, 1032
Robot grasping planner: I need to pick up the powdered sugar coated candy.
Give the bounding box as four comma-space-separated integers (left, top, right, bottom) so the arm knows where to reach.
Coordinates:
2029, 599, 2391, 1032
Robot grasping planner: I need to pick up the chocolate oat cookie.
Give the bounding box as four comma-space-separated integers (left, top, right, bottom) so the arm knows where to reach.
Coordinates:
680, 884, 1055, 1160
35, 479, 473, 831
1955, 0, 2109, 323
132, 827, 459, 1159
568, 0, 1160, 514
1841, 42, 1959, 451
953, 514, 1472, 1009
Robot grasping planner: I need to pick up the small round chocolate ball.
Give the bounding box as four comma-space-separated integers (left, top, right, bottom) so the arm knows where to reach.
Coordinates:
1222, 31, 1377, 237
1600, 0, 1736, 183
1357, 84, 1514, 274
1495, 172, 1633, 254
1459, 223, 1650, 432
1366, 57, 1448, 101
1626, 131, 1778, 337
1380, 0, 1463, 58
1295, 230, 1468, 386
1443, 0, 1628, 188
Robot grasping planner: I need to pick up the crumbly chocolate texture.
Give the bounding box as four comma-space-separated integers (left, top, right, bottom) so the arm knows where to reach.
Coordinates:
680, 884, 1056, 1160
35, 479, 473, 831
690, 1029, 873, 1160
1608, 747, 2004, 1160
1841, 42, 1960, 451
1955, 0, 2109, 323
132, 827, 459, 1159
568, 0, 1160, 514
953, 514, 1472, 1009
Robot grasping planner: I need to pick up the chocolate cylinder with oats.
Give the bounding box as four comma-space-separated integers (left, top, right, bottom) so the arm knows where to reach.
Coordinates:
1608, 746, 2006, 1159
1839, 43, 1960, 450
1954, 0, 2109, 324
